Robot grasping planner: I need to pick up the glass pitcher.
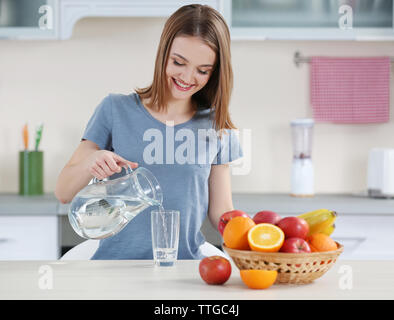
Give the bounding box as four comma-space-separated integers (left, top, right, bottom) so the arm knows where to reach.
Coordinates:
68, 166, 163, 239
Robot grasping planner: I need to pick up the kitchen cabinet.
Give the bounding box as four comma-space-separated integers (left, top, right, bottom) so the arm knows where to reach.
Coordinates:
223, 0, 394, 40
58, 0, 221, 40
0, 216, 60, 260
0, 194, 61, 260
332, 215, 394, 260
0, 0, 222, 40
0, 0, 58, 39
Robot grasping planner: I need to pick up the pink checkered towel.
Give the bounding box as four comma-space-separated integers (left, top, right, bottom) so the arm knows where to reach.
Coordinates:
310, 57, 390, 123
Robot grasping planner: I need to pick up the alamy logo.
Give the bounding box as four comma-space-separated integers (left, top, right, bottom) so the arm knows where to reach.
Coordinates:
38, 265, 53, 290
338, 264, 353, 290
38, 5, 53, 30
142, 122, 251, 175
338, 4, 353, 30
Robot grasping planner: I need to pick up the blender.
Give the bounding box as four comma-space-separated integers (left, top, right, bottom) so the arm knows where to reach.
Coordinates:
290, 118, 314, 197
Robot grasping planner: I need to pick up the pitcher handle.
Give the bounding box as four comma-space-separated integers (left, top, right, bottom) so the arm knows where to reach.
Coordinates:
92, 176, 101, 184
92, 164, 134, 184
124, 164, 134, 175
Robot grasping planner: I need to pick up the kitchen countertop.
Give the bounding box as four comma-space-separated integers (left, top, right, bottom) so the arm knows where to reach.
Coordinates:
232, 192, 394, 215
1, 192, 394, 216
0, 259, 393, 300
0, 193, 59, 215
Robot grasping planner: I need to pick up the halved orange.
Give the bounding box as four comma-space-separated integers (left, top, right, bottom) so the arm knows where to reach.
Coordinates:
247, 223, 285, 252
240, 270, 277, 289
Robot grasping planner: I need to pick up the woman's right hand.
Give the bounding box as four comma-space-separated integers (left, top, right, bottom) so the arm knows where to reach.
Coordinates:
85, 150, 138, 180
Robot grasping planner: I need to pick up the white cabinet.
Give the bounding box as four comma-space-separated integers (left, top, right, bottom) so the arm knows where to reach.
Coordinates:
58, 0, 221, 40
331, 215, 394, 260
223, 0, 394, 40
0, 0, 222, 39
0, 0, 58, 39
0, 216, 60, 260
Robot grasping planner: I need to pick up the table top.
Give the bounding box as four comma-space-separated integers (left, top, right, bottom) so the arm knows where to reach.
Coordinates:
0, 259, 392, 300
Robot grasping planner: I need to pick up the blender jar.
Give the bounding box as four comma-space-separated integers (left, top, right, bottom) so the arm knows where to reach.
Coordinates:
290, 118, 314, 197
291, 118, 314, 160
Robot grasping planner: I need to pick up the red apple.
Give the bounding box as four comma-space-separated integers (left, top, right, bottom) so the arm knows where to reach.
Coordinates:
199, 256, 232, 285
253, 210, 281, 225
276, 216, 309, 239
218, 210, 249, 235
279, 237, 311, 253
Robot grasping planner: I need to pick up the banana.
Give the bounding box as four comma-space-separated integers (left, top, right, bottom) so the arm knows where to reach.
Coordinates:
321, 223, 335, 236
297, 209, 337, 236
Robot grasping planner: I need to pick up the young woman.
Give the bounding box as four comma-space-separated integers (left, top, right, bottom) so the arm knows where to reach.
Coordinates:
55, 4, 243, 260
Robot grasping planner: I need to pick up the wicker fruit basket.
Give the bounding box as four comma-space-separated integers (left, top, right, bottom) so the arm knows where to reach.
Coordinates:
222, 242, 344, 284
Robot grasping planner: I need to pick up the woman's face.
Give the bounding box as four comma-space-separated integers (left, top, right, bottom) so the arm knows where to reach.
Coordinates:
165, 36, 216, 103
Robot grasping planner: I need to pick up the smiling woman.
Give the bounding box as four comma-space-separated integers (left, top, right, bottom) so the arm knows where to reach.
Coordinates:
55, 4, 243, 261
135, 4, 236, 131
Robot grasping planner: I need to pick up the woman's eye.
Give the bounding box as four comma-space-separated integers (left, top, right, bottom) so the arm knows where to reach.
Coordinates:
173, 59, 209, 75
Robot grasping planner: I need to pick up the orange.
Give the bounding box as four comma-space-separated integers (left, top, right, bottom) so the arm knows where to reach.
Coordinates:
223, 216, 255, 250
307, 233, 338, 252
240, 270, 277, 289
247, 223, 285, 252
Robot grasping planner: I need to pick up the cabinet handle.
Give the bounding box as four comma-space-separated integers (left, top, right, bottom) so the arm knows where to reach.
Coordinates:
333, 236, 366, 242
332, 236, 366, 252
0, 238, 11, 244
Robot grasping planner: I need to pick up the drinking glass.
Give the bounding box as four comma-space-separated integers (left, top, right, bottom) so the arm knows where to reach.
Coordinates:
151, 210, 180, 267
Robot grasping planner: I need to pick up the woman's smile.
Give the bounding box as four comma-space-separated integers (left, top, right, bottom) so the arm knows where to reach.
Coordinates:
172, 77, 195, 91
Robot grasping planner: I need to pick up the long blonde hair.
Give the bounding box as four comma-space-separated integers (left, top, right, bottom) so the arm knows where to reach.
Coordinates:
135, 4, 236, 131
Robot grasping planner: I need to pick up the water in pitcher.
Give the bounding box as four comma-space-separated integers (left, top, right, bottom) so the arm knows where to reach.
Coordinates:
69, 195, 161, 239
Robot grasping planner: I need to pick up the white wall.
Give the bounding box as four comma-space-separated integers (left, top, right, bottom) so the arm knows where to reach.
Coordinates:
0, 17, 393, 194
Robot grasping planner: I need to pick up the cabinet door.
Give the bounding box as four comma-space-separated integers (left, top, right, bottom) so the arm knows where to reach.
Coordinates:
224, 0, 394, 40
0, 216, 59, 260
332, 215, 394, 260
58, 0, 221, 40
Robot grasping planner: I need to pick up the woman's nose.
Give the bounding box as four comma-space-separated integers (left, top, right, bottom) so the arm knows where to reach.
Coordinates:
181, 68, 195, 84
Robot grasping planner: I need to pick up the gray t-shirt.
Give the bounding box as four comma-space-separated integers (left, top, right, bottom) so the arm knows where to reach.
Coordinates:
82, 92, 243, 259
